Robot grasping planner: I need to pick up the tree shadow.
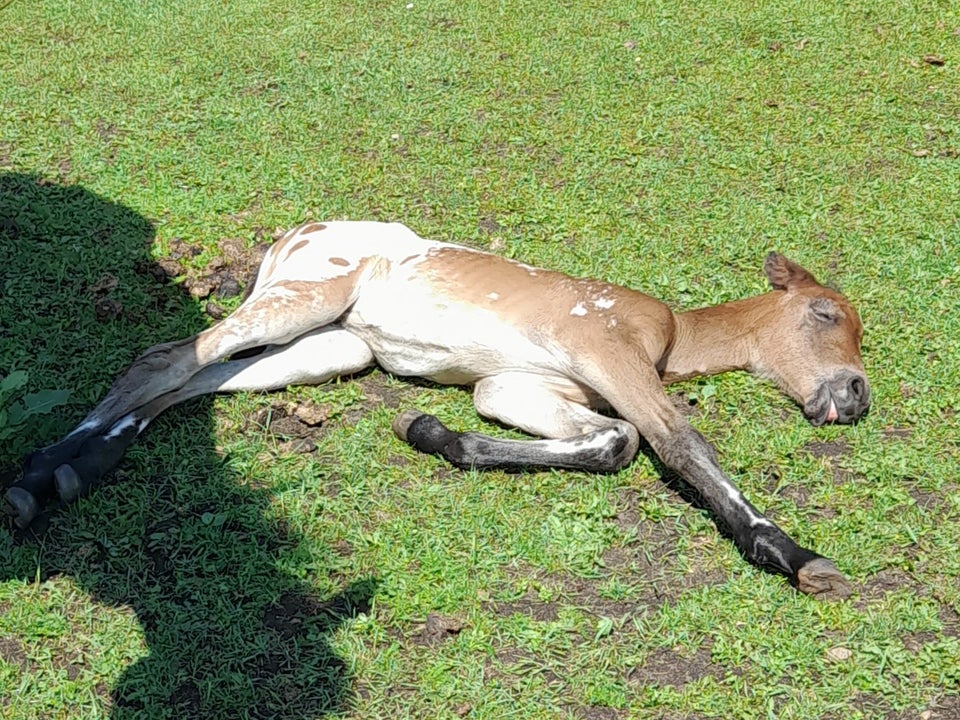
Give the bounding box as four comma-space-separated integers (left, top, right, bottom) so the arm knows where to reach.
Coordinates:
0, 173, 374, 718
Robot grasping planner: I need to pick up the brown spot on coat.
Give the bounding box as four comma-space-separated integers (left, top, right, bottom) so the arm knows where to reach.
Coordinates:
329, 257, 350, 266
299, 222, 327, 234
400, 254, 420, 265
265, 230, 299, 278
267, 259, 369, 312
285, 240, 309, 259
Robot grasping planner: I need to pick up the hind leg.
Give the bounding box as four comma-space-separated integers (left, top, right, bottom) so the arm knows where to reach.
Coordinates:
5, 326, 373, 528
74, 273, 367, 440
393, 373, 639, 472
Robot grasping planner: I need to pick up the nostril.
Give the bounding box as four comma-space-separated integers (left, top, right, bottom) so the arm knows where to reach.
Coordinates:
849, 376, 865, 401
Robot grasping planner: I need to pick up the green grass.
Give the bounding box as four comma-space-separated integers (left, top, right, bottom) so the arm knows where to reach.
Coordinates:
1, 0, 959, 718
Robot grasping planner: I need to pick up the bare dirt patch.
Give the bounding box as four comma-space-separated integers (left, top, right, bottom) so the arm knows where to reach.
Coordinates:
151, 235, 273, 315
907, 482, 956, 515
484, 645, 562, 689
612, 487, 644, 533
243, 401, 329, 455
491, 591, 560, 622
0, 635, 28, 670
881, 427, 912, 440
262, 588, 372, 642
357, 373, 419, 411
938, 606, 959, 637
927, 693, 960, 718
569, 705, 624, 720
627, 644, 722, 688
855, 568, 925, 609
804, 439, 849, 458
261, 592, 312, 639
902, 631, 939, 653
338, 372, 422, 430
798, 438, 863, 490
413, 613, 465, 646
764, 464, 812, 507
244, 371, 422, 457
563, 576, 643, 620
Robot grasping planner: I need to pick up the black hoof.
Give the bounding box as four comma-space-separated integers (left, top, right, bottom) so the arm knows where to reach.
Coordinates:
4, 487, 39, 529
54, 464, 83, 502
392, 411, 458, 457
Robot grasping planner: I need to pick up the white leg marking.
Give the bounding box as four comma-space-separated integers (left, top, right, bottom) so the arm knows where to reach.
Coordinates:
105, 414, 139, 439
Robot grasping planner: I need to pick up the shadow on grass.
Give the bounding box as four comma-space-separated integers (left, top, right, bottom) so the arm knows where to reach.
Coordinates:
0, 173, 374, 718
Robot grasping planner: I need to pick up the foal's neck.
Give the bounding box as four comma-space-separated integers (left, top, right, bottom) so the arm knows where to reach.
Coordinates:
659, 293, 775, 384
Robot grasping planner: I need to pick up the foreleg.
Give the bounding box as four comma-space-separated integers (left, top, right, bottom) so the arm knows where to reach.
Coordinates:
653, 423, 847, 596
393, 373, 639, 472
577, 357, 850, 598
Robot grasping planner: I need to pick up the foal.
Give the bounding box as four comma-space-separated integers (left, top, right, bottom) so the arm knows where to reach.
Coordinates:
5, 221, 870, 597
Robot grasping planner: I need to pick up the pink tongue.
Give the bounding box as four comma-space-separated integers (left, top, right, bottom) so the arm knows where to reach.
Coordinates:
826, 399, 838, 423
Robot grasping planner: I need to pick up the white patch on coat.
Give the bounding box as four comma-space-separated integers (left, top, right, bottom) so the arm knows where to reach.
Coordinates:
68, 419, 100, 437
593, 296, 615, 309
345, 276, 568, 384
539, 427, 620, 454
105, 414, 138, 439
487, 292, 499, 301
570, 303, 588, 317
717, 477, 772, 528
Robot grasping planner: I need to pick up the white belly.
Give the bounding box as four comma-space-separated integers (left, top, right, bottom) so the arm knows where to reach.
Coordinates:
343, 280, 563, 384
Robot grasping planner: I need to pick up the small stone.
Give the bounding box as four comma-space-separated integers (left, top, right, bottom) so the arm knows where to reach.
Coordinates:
205, 302, 226, 320
157, 258, 183, 278
825, 646, 852, 662
89, 273, 119, 295
418, 613, 464, 645
293, 400, 330, 427
94, 298, 123, 321
269, 415, 311, 439
278, 438, 317, 454
216, 275, 242, 298
187, 276, 219, 299
217, 237, 248, 263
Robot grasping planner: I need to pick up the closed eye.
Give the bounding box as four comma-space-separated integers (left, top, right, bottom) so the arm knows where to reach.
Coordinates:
809, 298, 841, 325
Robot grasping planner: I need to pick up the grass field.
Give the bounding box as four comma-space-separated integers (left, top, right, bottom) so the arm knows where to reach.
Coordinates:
1, 0, 959, 718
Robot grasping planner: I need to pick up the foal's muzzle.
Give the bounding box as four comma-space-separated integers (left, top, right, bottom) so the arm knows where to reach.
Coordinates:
805, 371, 870, 426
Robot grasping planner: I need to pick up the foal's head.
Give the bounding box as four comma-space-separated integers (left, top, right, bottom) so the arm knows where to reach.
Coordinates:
753, 253, 870, 426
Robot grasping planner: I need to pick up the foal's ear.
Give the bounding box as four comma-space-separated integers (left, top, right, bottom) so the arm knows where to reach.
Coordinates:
764, 252, 820, 291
